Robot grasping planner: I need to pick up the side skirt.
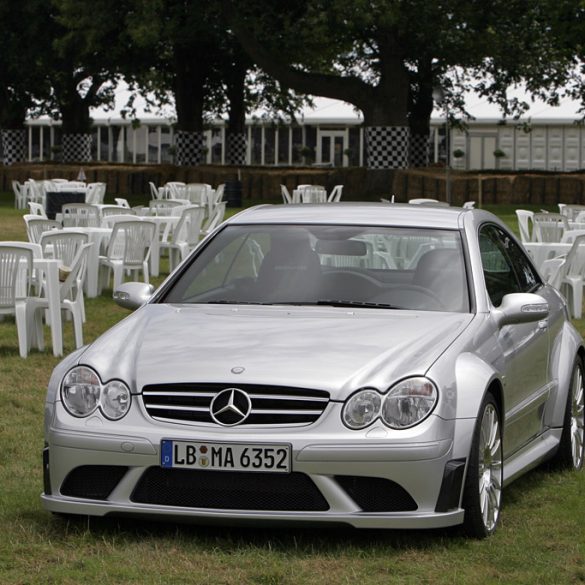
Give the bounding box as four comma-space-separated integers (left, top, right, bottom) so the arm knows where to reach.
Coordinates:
503, 428, 562, 487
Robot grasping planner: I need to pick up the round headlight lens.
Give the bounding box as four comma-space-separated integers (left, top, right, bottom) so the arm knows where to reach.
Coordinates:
381, 377, 438, 429
101, 381, 131, 420
342, 389, 382, 429
61, 366, 101, 417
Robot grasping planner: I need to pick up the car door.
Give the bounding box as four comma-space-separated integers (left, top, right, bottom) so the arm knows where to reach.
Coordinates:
479, 224, 552, 457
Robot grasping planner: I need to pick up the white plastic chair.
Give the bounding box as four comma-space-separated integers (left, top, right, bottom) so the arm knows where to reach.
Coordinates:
185, 183, 209, 206
23, 216, 61, 244
541, 257, 566, 290
99, 221, 156, 292
12, 181, 27, 209
327, 185, 344, 203
214, 184, 225, 205
201, 202, 226, 237
100, 205, 135, 223
166, 182, 186, 199
62, 203, 100, 228
101, 214, 141, 229
149, 200, 185, 215
29, 243, 92, 350
115, 198, 131, 208
301, 187, 327, 203
559, 234, 585, 318
281, 185, 292, 204
561, 229, 585, 244
160, 206, 206, 270
0, 245, 37, 357
28, 202, 47, 217
86, 183, 106, 204
515, 210, 534, 243
532, 213, 569, 243
40, 231, 89, 268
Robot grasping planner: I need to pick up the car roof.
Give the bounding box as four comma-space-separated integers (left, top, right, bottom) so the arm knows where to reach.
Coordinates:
228, 203, 477, 230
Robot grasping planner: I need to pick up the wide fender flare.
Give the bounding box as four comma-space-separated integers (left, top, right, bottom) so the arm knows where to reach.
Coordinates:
547, 320, 584, 428
452, 352, 502, 421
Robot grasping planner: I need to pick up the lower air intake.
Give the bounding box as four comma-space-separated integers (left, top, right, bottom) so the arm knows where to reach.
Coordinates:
335, 475, 418, 512
131, 468, 330, 511
60, 466, 128, 500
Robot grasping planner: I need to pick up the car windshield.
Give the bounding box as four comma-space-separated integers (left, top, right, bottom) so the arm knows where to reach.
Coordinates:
161, 224, 470, 312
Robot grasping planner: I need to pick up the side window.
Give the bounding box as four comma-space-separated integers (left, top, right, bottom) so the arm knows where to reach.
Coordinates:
479, 225, 522, 307
501, 230, 540, 292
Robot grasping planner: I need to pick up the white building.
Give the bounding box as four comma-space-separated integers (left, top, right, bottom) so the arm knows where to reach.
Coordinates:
23, 92, 585, 171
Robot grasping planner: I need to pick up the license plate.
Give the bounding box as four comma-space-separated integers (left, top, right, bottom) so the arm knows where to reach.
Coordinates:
160, 440, 291, 473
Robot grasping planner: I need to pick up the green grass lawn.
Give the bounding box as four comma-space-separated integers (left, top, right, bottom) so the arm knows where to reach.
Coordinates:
0, 193, 583, 585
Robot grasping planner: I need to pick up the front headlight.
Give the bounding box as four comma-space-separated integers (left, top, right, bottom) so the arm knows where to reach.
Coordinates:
342, 389, 382, 429
381, 377, 438, 429
101, 381, 132, 420
61, 366, 131, 420
341, 378, 438, 430
61, 367, 101, 417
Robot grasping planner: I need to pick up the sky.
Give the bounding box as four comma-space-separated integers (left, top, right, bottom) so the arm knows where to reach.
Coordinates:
89, 83, 585, 124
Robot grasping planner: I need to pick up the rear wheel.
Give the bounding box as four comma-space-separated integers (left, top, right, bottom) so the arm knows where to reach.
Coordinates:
552, 356, 585, 470
462, 392, 503, 538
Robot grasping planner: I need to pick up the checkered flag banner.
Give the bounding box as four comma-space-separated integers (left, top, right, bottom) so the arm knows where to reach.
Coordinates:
1, 129, 26, 165
176, 131, 204, 166
62, 134, 92, 163
226, 133, 247, 165
365, 126, 410, 169
409, 134, 430, 167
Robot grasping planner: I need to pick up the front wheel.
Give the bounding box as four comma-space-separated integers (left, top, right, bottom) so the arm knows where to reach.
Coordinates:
462, 392, 503, 538
552, 356, 585, 470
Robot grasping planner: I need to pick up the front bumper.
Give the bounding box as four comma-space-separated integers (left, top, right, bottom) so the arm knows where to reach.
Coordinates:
42, 402, 474, 529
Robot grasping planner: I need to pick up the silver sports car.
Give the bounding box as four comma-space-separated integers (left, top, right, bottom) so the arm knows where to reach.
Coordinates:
42, 203, 585, 537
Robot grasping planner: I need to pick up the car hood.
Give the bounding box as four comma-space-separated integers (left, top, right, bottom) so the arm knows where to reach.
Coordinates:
80, 304, 473, 400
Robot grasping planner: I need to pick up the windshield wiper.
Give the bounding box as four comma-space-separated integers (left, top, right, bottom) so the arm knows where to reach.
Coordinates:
314, 300, 403, 309
197, 300, 275, 305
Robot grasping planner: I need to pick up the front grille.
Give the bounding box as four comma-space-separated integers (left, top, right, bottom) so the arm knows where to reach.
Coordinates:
60, 466, 128, 500
142, 383, 329, 426
131, 468, 330, 511
335, 475, 418, 512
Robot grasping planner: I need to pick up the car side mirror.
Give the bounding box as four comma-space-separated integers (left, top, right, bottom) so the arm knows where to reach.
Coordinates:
493, 292, 549, 327
113, 282, 154, 310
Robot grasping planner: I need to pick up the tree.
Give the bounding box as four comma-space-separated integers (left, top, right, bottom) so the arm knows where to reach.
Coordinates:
229, 0, 585, 169
49, 0, 144, 161
0, 0, 50, 163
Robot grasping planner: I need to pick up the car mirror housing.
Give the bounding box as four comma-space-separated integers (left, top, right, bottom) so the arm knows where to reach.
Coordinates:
494, 292, 549, 327
113, 282, 154, 310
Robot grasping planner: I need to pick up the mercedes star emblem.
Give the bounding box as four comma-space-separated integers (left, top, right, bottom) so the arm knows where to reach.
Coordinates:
210, 388, 252, 426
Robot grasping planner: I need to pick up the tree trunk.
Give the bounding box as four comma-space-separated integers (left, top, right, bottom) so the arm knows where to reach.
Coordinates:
232, 20, 411, 167
173, 46, 209, 165
408, 59, 435, 167
226, 51, 248, 165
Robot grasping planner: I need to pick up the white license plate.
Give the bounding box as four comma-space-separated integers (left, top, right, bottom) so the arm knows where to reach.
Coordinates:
161, 440, 291, 473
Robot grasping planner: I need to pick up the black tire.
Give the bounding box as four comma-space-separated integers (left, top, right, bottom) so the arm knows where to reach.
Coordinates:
462, 391, 503, 538
551, 355, 585, 470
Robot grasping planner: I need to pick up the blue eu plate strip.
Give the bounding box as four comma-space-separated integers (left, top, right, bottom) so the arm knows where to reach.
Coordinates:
161, 440, 173, 468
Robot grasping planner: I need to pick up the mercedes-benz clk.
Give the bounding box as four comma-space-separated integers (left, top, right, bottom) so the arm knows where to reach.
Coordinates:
42, 203, 585, 537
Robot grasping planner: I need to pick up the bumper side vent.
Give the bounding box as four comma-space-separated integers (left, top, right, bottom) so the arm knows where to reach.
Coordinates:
335, 475, 418, 512
60, 465, 128, 500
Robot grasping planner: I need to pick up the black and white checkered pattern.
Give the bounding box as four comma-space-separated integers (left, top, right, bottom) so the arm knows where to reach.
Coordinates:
176, 131, 204, 166
365, 126, 409, 169
226, 133, 247, 165
1, 129, 26, 165
62, 134, 92, 163
409, 134, 430, 167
